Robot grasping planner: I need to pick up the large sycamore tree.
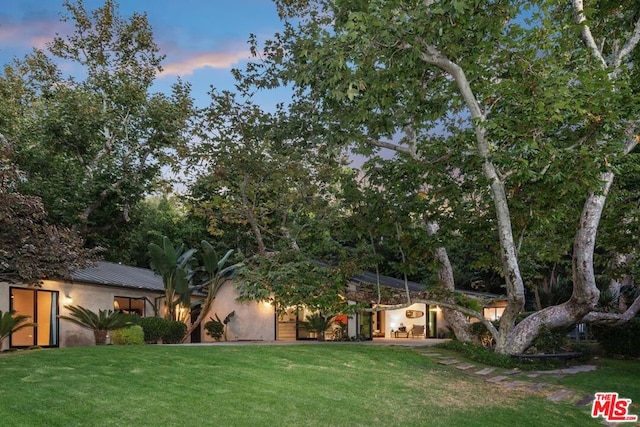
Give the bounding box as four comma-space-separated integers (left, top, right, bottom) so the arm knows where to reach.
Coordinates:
1, 0, 194, 257
237, 0, 640, 354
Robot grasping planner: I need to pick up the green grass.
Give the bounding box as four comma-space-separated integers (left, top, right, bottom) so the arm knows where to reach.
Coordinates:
0, 344, 633, 426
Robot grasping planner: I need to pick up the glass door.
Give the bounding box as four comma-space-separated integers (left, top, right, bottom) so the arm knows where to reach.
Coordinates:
10, 288, 59, 348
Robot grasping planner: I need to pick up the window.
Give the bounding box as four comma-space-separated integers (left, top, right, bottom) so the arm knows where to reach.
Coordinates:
113, 297, 145, 316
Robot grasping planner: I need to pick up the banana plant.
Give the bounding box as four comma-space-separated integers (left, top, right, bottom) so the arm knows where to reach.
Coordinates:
148, 236, 197, 321
182, 241, 241, 342
0, 310, 37, 351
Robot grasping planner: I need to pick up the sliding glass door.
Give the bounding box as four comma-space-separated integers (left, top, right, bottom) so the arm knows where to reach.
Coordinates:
10, 288, 59, 348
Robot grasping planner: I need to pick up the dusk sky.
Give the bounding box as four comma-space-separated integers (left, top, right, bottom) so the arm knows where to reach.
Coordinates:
0, 0, 288, 108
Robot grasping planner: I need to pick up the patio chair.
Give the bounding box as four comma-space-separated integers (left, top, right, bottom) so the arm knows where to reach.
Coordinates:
409, 324, 425, 338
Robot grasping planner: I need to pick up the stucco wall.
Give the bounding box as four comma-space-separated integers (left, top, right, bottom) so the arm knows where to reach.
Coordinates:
202, 281, 276, 342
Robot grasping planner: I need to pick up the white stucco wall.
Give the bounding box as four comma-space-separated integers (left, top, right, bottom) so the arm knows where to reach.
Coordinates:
202, 281, 276, 342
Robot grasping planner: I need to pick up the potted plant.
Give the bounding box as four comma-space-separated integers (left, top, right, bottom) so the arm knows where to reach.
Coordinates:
0, 310, 37, 351
59, 305, 132, 345
303, 314, 335, 341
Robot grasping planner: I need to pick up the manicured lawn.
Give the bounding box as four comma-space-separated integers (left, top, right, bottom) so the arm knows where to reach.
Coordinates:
0, 344, 632, 426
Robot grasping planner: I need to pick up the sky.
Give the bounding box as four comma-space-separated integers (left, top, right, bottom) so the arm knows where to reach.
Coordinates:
0, 0, 288, 108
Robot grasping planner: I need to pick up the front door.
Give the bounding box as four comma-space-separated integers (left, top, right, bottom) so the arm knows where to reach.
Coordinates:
10, 287, 59, 348
190, 304, 202, 343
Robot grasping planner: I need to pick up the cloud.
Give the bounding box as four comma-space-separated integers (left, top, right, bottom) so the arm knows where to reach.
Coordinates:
159, 50, 251, 77
0, 18, 66, 50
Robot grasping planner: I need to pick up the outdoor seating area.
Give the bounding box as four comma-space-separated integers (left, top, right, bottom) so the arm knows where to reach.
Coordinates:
393, 324, 425, 339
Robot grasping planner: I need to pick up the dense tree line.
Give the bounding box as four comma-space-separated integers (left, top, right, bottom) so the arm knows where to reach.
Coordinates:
2, 0, 639, 354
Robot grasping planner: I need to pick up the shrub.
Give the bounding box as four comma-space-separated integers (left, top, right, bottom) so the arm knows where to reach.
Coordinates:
163, 320, 187, 344
529, 325, 571, 354
592, 318, 640, 357
469, 321, 499, 347
139, 317, 168, 343
204, 318, 224, 341
436, 340, 547, 370
111, 326, 144, 345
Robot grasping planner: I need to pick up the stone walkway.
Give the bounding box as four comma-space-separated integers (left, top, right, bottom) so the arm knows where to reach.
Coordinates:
417, 350, 598, 408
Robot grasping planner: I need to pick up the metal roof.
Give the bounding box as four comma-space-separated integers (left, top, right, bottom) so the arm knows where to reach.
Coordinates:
351, 270, 425, 293
71, 261, 164, 292
70, 260, 502, 300
350, 270, 502, 299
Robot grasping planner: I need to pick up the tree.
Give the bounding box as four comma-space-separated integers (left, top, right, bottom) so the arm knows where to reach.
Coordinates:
191, 90, 347, 256
3, 0, 194, 254
236, 0, 640, 354
189, 91, 358, 312
0, 134, 96, 283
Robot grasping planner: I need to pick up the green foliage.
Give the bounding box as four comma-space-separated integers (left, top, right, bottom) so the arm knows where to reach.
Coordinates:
238, 251, 352, 314
148, 236, 196, 321
302, 314, 336, 340
0, 310, 36, 349
204, 312, 235, 341
436, 341, 541, 370
452, 293, 483, 313
2, 0, 194, 256
238, 0, 640, 354
59, 305, 132, 332
185, 244, 240, 339
469, 321, 498, 348
162, 320, 187, 344
593, 318, 640, 357
204, 318, 224, 341
529, 325, 571, 354
110, 326, 144, 345
138, 316, 167, 343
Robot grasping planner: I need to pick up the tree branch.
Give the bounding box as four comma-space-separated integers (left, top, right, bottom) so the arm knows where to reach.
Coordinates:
613, 15, 640, 69
572, 0, 608, 68
365, 138, 418, 160
581, 293, 640, 325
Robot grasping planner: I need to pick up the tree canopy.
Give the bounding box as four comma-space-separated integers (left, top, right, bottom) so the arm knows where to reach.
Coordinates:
232, 0, 640, 353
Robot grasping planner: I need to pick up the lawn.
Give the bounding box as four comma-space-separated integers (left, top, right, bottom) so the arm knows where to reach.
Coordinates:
0, 344, 634, 426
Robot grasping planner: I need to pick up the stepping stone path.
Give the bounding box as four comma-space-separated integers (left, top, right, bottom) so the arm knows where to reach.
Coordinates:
418, 351, 598, 407
438, 359, 461, 365
455, 364, 475, 370
575, 395, 594, 407
486, 375, 509, 383
504, 380, 527, 389
548, 389, 572, 402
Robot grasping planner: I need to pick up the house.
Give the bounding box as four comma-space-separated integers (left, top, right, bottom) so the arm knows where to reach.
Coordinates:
1, 261, 499, 349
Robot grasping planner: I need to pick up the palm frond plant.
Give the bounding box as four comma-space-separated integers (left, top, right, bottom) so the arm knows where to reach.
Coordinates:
182, 242, 241, 342
148, 236, 197, 321
0, 310, 37, 351
302, 313, 336, 341
59, 305, 132, 345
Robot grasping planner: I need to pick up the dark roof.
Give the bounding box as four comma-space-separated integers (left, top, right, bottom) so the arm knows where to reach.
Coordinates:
351, 270, 425, 293
350, 270, 502, 299
71, 261, 164, 292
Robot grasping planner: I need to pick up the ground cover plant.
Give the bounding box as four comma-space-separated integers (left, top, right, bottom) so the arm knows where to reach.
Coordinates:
0, 344, 623, 426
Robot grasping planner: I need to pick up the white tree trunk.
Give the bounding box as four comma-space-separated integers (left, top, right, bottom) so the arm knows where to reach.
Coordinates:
426, 221, 474, 342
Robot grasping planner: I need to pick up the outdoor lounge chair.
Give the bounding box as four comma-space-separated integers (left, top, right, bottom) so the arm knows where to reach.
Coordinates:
409, 324, 425, 338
